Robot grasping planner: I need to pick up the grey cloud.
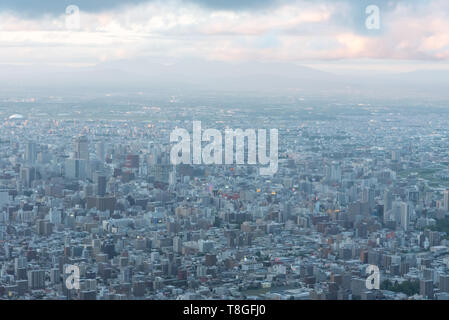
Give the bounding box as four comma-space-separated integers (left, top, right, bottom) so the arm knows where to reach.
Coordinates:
0, 0, 279, 17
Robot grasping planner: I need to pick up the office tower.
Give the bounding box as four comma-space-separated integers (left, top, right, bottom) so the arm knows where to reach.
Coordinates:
75, 135, 89, 161
391, 201, 402, 223
391, 150, 399, 161
420, 279, 434, 299
383, 207, 390, 224
4, 243, 10, 259
92, 239, 101, 254
327, 162, 341, 183
205, 254, 217, 266
50, 268, 61, 284
407, 189, 419, 203
36, 219, 53, 236
25, 141, 37, 164
361, 187, 375, 211
429, 231, 441, 246
14, 257, 27, 277
133, 281, 145, 297
425, 191, 433, 207
86, 196, 116, 213
134, 237, 147, 251
96, 141, 105, 161
120, 266, 133, 284
401, 202, 410, 231
96, 174, 107, 197
173, 236, 182, 253
444, 190, 449, 212
198, 240, 214, 253
28, 270, 45, 289
16, 280, 28, 295
20, 166, 36, 188
83, 279, 97, 292
167, 221, 178, 235
126, 154, 140, 172
65, 158, 87, 180
384, 189, 393, 213
0, 190, 9, 208
169, 165, 177, 187
80, 290, 96, 300
49, 209, 62, 225
439, 274, 449, 293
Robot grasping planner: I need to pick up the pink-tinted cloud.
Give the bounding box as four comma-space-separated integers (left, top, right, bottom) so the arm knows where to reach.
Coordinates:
0, 0, 449, 65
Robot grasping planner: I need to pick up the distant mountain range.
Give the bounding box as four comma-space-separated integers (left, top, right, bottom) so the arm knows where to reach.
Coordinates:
1, 58, 449, 99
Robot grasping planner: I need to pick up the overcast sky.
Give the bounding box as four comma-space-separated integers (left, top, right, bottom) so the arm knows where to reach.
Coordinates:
1, 0, 449, 74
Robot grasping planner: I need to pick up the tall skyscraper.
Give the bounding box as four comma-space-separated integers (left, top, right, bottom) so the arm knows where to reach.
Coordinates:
362, 187, 375, 211
96, 174, 107, 197
96, 141, 105, 161
383, 190, 393, 224
420, 279, 434, 299
28, 270, 45, 289
20, 166, 36, 188
173, 236, 183, 253
384, 189, 393, 212
169, 165, 177, 187
330, 162, 341, 183
75, 135, 89, 161
25, 141, 37, 164
439, 274, 449, 293
14, 257, 27, 276
65, 158, 87, 180
401, 202, 411, 231
391, 201, 402, 223
444, 190, 449, 212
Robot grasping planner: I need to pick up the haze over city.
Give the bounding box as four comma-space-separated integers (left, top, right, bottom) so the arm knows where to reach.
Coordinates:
1, 0, 449, 98
1, 0, 449, 303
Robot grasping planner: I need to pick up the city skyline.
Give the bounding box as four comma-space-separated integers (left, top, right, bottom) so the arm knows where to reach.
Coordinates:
1, 0, 449, 304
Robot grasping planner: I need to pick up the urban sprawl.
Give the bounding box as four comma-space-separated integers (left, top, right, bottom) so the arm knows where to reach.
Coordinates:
1, 98, 449, 300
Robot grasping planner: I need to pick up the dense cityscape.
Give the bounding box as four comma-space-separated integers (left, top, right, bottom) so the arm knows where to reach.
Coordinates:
2, 0, 449, 307
2, 97, 449, 300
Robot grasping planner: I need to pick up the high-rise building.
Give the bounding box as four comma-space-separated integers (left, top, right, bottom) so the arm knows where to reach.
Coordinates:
4, 243, 10, 259
25, 141, 37, 164
125, 154, 139, 169
36, 219, 53, 236
20, 166, 36, 188
444, 190, 449, 212
329, 162, 341, 183
391, 201, 402, 223
384, 189, 393, 213
96, 141, 105, 161
75, 135, 89, 161
28, 270, 45, 289
49, 209, 62, 225
420, 279, 434, 299
14, 257, 27, 277
401, 202, 411, 231
169, 166, 177, 187
50, 268, 60, 284
439, 274, 449, 293
361, 187, 375, 211
86, 196, 116, 213
96, 174, 107, 197
173, 236, 182, 253
65, 158, 87, 180
391, 150, 400, 161
80, 290, 96, 300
